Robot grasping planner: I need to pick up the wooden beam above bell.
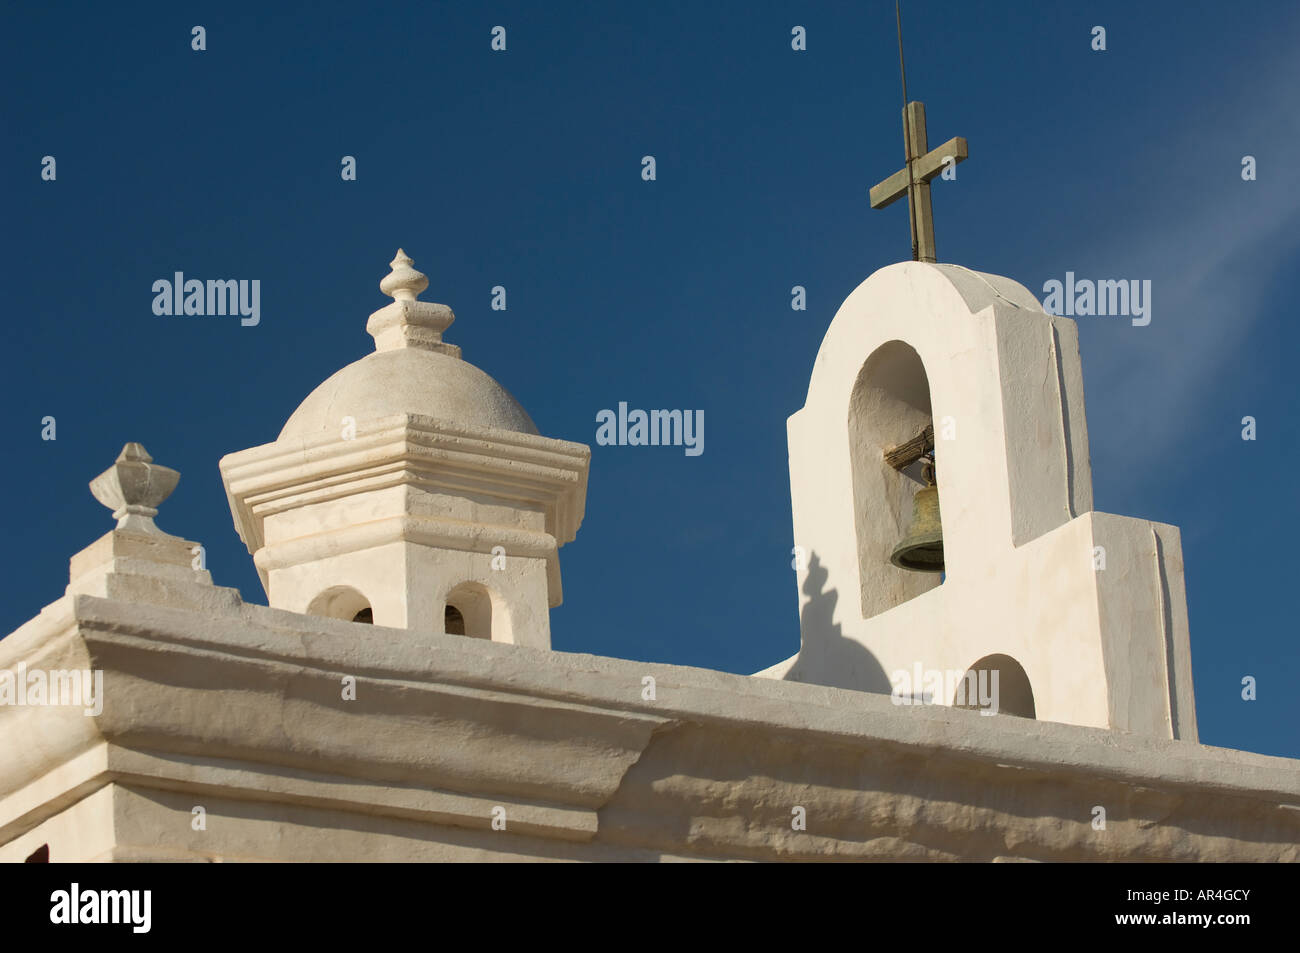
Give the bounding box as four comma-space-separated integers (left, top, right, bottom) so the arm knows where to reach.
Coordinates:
883, 423, 934, 471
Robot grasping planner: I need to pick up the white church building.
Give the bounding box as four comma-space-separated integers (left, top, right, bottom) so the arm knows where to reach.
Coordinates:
1, 250, 1296, 862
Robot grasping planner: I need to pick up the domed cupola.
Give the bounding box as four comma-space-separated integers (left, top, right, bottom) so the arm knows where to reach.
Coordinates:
280, 250, 539, 440
219, 251, 590, 647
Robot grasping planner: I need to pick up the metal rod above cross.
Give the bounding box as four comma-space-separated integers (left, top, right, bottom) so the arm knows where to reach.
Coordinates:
869, 102, 968, 263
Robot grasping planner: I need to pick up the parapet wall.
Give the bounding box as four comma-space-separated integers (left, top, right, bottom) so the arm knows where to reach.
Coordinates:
2, 593, 1297, 862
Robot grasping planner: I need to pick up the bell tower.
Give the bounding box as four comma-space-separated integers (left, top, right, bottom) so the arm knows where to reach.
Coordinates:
761, 262, 1196, 741
219, 251, 590, 648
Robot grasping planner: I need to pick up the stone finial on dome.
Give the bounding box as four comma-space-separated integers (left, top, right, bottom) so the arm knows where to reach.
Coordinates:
366, 249, 461, 358
89, 442, 180, 535
379, 249, 429, 302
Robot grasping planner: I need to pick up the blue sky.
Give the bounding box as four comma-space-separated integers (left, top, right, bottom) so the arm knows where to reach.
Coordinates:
2, 1, 1297, 758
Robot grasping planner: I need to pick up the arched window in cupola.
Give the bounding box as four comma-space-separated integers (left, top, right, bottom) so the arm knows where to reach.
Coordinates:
443, 582, 510, 641
305, 586, 373, 625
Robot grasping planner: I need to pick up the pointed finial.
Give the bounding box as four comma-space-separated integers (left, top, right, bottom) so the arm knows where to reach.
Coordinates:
89, 442, 181, 534
380, 248, 429, 302
367, 248, 460, 357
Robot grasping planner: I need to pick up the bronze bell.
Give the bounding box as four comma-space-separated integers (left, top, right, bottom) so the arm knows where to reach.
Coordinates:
890, 463, 944, 573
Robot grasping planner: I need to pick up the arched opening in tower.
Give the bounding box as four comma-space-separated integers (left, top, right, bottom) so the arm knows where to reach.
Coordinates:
952, 654, 1036, 719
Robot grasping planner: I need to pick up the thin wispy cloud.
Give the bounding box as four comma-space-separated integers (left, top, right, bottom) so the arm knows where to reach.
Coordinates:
1060, 38, 1300, 486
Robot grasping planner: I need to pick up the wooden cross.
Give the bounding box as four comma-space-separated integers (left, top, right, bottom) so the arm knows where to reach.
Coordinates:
869, 101, 968, 263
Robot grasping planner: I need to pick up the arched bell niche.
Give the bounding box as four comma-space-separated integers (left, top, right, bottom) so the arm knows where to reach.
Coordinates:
847, 340, 944, 618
